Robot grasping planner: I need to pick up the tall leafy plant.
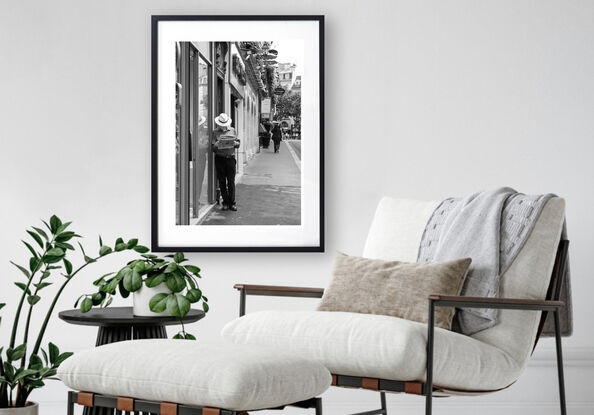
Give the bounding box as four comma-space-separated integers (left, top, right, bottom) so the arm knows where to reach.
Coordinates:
0, 215, 143, 408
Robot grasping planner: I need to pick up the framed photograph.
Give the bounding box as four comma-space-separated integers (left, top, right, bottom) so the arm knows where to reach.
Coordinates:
151, 15, 324, 252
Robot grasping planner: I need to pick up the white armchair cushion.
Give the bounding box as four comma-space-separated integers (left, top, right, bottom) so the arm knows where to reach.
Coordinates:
222, 310, 522, 391
58, 339, 331, 410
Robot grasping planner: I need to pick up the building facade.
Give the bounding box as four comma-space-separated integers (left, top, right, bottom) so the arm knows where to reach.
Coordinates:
175, 41, 263, 225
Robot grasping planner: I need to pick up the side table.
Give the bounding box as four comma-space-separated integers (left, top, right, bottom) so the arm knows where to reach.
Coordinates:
59, 306, 205, 415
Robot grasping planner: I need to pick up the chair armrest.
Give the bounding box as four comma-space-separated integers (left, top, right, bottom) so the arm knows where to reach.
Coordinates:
428, 294, 564, 311
233, 284, 324, 298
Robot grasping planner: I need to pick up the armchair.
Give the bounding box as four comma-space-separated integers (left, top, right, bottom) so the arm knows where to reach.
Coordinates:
222, 197, 569, 415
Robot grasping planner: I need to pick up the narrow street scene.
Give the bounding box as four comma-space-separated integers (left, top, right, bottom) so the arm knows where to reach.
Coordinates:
175, 40, 303, 226
201, 140, 301, 225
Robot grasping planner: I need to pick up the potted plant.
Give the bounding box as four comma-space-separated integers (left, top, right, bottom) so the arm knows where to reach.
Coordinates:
0, 215, 143, 413
77, 252, 208, 339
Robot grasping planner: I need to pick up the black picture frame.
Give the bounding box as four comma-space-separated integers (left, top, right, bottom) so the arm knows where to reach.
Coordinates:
151, 15, 324, 252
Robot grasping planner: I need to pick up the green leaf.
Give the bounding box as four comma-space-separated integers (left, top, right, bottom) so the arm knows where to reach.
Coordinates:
14, 368, 37, 382
40, 348, 49, 365
33, 282, 52, 290
173, 252, 185, 263
123, 269, 142, 292
149, 293, 169, 313
115, 243, 127, 252
172, 333, 184, 339
80, 297, 93, 313
55, 221, 72, 235
28, 354, 43, 370
91, 292, 105, 306
22, 240, 39, 258
184, 265, 200, 274
26, 230, 44, 248
84, 256, 96, 263
48, 343, 59, 364
99, 235, 103, 247
78, 242, 87, 256
32, 226, 49, 241
54, 352, 73, 366
26, 378, 45, 388
14, 282, 31, 295
10, 261, 31, 279
43, 247, 65, 264
118, 279, 130, 298
7, 344, 26, 362
186, 288, 202, 303
93, 273, 113, 286
127, 238, 138, 249
29, 257, 41, 273
166, 293, 190, 317
165, 272, 185, 293
27, 295, 41, 305
202, 302, 209, 313
49, 215, 62, 234
99, 245, 112, 256
3, 362, 15, 381
101, 277, 119, 294
56, 231, 77, 242
55, 241, 75, 251
145, 273, 165, 288
164, 263, 178, 273
63, 258, 73, 275
184, 333, 196, 340
133, 245, 150, 253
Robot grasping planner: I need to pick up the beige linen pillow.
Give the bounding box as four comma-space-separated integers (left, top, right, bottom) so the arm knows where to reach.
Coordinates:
317, 254, 472, 330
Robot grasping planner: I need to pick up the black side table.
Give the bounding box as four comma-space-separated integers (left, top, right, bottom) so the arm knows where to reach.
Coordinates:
59, 307, 205, 415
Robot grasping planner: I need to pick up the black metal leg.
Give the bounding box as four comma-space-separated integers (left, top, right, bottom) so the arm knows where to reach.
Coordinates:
380, 392, 387, 414
314, 397, 322, 415
554, 310, 567, 415
67, 391, 74, 415
425, 300, 435, 415
239, 289, 246, 317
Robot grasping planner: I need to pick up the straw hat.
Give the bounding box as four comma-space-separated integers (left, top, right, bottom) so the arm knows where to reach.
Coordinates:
214, 113, 232, 127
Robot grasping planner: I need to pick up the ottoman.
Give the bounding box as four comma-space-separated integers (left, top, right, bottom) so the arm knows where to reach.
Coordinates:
58, 339, 331, 414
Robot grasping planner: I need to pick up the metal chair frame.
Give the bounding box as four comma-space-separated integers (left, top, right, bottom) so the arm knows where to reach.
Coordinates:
234, 239, 569, 415
66, 391, 323, 415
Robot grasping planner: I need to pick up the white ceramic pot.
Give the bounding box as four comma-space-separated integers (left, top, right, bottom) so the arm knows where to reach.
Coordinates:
133, 283, 170, 316
0, 402, 39, 415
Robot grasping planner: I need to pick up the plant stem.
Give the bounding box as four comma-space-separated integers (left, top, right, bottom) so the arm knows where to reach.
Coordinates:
9, 242, 52, 349
0, 357, 7, 408
20, 264, 49, 368
30, 251, 114, 357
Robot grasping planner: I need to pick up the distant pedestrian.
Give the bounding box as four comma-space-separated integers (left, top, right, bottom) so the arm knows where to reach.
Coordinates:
271, 123, 282, 153
212, 113, 240, 211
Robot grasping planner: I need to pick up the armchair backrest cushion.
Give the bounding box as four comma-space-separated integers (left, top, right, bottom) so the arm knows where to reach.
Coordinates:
363, 196, 565, 368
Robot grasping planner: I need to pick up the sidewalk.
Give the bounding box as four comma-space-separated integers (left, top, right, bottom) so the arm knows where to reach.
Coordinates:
201, 141, 301, 225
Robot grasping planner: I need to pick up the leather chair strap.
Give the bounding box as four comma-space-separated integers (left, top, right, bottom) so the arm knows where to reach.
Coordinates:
361, 377, 379, 390
161, 402, 178, 415
404, 381, 424, 395
116, 397, 134, 411
77, 392, 94, 407
203, 407, 221, 415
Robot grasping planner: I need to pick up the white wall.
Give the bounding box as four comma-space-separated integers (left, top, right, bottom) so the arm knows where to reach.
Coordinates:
1, 0, 593, 414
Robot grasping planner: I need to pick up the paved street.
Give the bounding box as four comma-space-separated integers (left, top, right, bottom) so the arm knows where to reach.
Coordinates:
286, 140, 301, 159
201, 141, 301, 225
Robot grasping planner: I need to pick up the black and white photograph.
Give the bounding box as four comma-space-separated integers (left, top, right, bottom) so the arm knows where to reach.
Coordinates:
152, 16, 323, 251
175, 40, 303, 226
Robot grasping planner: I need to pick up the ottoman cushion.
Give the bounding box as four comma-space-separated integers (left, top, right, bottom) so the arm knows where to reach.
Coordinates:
58, 339, 331, 411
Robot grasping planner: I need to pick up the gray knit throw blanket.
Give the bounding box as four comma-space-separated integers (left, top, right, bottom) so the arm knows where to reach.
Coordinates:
418, 187, 572, 336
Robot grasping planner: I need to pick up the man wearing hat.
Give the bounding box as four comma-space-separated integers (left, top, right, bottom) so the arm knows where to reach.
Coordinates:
212, 113, 240, 211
